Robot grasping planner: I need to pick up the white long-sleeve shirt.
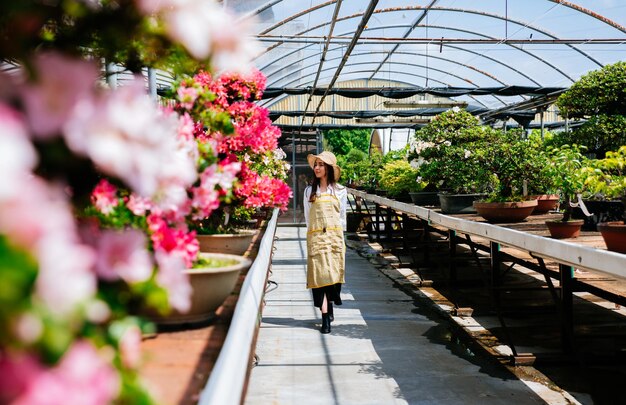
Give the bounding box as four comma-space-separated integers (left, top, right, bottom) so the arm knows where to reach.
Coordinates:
303, 184, 347, 231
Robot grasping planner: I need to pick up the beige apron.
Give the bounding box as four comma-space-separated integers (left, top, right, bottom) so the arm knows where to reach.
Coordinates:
307, 193, 345, 289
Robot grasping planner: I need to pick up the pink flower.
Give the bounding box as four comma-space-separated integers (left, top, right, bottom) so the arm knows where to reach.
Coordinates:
0, 177, 97, 315
177, 86, 199, 110
20, 52, 98, 138
91, 179, 119, 215
147, 214, 198, 268
0, 352, 43, 404
0, 341, 120, 405
126, 193, 153, 216
94, 229, 153, 283
0, 103, 37, 200
119, 325, 142, 369
235, 164, 292, 211
154, 251, 192, 313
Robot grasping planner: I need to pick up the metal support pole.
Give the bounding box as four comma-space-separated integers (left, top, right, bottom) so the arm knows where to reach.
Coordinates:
449, 229, 457, 283
375, 203, 382, 242
385, 207, 393, 242
539, 108, 545, 139
147, 67, 157, 101
106, 62, 118, 88
292, 132, 296, 223
490, 241, 501, 289
560, 263, 575, 353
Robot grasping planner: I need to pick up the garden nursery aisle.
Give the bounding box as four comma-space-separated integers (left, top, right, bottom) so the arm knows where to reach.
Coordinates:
245, 226, 556, 405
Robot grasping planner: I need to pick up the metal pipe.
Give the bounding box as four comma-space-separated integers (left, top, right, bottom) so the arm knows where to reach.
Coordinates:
147, 67, 157, 101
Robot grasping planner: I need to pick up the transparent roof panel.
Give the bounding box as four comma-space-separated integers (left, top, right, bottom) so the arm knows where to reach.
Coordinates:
232, 0, 626, 112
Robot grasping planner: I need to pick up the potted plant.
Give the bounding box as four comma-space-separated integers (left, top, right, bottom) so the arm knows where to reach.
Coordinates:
148, 253, 251, 325
581, 146, 626, 252
378, 159, 423, 202
571, 146, 626, 232
172, 71, 291, 255
472, 130, 540, 223
543, 144, 589, 238
411, 110, 496, 214
523, 131, 561, 214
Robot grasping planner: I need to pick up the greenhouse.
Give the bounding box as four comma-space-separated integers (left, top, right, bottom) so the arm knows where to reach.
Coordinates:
1, 1, 626, 405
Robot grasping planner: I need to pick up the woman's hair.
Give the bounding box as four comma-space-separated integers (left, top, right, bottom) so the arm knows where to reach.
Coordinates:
308, 163, 336, 202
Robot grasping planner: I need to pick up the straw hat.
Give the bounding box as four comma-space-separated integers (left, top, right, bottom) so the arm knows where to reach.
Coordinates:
307, 151, 341, 181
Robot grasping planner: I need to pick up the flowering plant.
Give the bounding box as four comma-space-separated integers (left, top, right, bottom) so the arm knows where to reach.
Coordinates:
171, 70, 292, 233
0, 0, 259, 403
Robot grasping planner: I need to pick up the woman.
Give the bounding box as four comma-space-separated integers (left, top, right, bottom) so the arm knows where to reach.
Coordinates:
303, 151, 347, 334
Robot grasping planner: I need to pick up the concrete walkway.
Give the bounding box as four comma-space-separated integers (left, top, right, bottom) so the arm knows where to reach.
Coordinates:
245, 226, 548, 405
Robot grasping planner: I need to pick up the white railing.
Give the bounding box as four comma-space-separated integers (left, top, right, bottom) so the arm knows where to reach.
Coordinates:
350, 189, 626, 280
198, 209, 279, 405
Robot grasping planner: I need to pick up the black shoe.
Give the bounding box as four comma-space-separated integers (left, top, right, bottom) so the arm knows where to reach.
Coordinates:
320, 313, 331, 334
328, 303, 334, 322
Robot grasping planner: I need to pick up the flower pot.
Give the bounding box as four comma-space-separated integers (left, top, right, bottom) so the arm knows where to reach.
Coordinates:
150, 253, 251, 325
409, 191, 440, 206
597, 221, 626, 254
572, 200, 625, 231
392, 192, 412, 203
473, 200, 538, 223
545, 219, 584, 239
531, 194, 560, 214
438, 193, 487, 214
196, 229, 259, 255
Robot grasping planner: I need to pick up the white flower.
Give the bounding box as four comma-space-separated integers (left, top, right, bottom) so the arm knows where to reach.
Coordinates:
64, 78, 197, 200
464, 150, 472, 159
136, 0, 260, 72
443, 140, 452, 147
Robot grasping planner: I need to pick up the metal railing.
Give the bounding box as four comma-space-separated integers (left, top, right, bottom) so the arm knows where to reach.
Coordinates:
350, 189, 626, 279
198, 209, 279, 405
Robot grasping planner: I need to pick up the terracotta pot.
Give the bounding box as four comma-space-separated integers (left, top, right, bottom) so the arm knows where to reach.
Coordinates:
545, 219, 584, 239
597, 221, 626, 254
196, 230, 259, 255
473, 200, 538, 223
531, 194, 560, 214
149, 253, 251, 325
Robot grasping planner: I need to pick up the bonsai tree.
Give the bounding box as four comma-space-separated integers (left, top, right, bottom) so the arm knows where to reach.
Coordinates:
580, 146, 626, 223
555, 61, 626, 158
411, 109, 496, 195
525, 131, 560, 197
477, 128, 544, 202
378, 160, 424, 198
545, 144, 589, 222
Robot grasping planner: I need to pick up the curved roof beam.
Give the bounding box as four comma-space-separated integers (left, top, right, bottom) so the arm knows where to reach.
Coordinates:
266, 65, 491, 109
259, 0, 337, 36
265, 49, 506, 86
259, 5, 606, 80
266, 57, 510, 107
368, 0, 439, 79
308, 0, 379, 126
548, 0, 626, 33
245, 0, 626, 35
260, 24, 542, 86
299, 0, 344, 130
